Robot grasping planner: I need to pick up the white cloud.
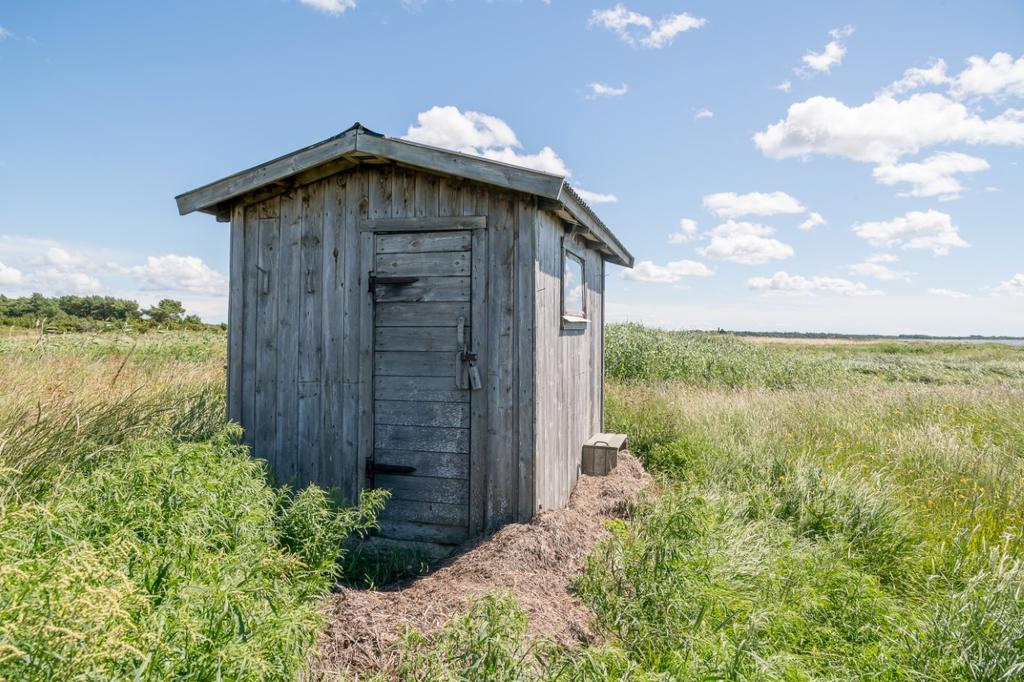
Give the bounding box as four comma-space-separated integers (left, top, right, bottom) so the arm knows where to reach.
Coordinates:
848, 253, 912, 282
405, 106, 520, 155
799, 26, 854, 75
0, 235, 62, 260
755, 92, 1024, 165
928, 288, 969, 299
35, 270, 102, 294
589, 3, 650, 38
703, 191, 806, 218
668, 218, 699, 244
993, 273, 1024, 297
694, 108, 714, 120
0, 260, 23, 285
129, 255, 228, 296
587, 82, 628, 98
0, 237, 106, 294
0, 26, 11, 40
479, 145, 569, 175
299, 0, 356, 14
852, 209, 968, 255
589, 4, 706, 49
951, 52, 1024, 101
642, 12, 706, 48
0, 234, 230, 320
404, 105, 570, 176
777, 80, 792, 93
881, 59, 950, 97
872, 151, 989, 200
748, 271, 878, 296
404, 107, 616, 198
573, 187, 618, 204
45, 246, 87, 269
799, 212, 826, 230
757, 55, 1024, 197
880, 53, 1024, 102
699, 221, 794, 265
622, 259, 713, 283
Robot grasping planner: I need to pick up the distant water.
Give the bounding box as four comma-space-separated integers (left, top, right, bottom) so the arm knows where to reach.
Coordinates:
919, 338, 1024, 346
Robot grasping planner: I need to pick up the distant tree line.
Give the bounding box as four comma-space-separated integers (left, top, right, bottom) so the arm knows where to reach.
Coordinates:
0, 293, 224, 332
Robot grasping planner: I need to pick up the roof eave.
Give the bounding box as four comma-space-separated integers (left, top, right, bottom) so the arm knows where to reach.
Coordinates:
353, 133, 565, 200
556, 185, 634, 267
174, 127, 359, 216
175, 126, 633, 267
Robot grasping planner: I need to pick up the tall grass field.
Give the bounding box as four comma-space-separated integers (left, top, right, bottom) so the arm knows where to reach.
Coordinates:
3, 324, 1023, 680
0, 330, 385, 681
384, 325, 1024, 681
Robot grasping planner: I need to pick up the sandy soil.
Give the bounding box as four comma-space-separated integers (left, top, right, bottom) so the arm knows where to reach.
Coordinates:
313, 453, 651, 679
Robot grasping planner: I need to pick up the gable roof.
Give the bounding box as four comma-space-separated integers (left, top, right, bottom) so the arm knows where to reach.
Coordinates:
175, 123, 633, 267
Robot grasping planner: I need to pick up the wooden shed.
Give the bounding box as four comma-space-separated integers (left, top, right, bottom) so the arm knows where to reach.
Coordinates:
176, 123, 633, 551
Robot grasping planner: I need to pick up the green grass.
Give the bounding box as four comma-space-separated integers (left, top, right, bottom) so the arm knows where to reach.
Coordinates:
583, 329, 1024, 680
8, 326, 1024, 680
605, 323, 1024, 387
0, 328, 227, 364
0, 331, 387, 681
591, 384, 1024, 679
378, 326, 1024, 680
0, 330, 228, 502
605, 324, 846, 387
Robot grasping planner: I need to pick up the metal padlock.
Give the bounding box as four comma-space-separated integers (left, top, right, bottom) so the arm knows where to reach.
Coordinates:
468, 362, 482, 390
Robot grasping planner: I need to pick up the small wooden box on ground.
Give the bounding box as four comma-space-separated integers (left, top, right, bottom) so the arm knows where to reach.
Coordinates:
582, 433, 627, 476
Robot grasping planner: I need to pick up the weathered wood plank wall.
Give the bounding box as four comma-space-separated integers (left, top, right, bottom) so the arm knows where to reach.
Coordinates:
532, 210, 604, 512
227, 163, 543, 538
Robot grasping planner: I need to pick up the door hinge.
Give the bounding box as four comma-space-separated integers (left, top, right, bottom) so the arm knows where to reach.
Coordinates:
368, 272, 419, 292
366, 458, 416, 477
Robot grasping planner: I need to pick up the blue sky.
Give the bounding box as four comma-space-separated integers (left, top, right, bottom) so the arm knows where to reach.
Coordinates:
1, 0, 1022, 334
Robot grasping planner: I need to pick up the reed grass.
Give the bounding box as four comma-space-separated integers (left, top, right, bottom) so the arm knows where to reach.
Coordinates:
380, 326, 1024, 680
8, 326, 1024, 680
580, 329, 1024, 680
0, 330, 386, 681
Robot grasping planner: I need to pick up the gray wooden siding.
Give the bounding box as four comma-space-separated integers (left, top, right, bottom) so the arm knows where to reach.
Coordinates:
532, 210, 604, 512
227, 164, 539, 535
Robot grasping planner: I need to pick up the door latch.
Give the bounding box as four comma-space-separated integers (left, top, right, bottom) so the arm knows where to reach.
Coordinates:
455, 315, 482, 390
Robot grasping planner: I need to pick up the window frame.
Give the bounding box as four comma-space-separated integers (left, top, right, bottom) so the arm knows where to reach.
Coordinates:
560, 239, 588, 331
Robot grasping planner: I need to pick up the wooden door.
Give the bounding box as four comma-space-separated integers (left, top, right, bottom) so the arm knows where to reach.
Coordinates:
370, 230, 475, 546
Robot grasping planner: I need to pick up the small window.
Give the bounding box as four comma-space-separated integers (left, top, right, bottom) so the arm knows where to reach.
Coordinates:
562, 246, 587, 329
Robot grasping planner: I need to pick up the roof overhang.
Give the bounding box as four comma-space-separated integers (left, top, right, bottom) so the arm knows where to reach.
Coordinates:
175, 123, 633, 267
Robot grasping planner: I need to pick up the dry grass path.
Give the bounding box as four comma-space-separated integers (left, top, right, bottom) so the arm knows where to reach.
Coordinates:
315, 454, 651, 679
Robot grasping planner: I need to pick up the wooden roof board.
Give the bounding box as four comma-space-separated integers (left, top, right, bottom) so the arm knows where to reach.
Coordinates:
175, 123, 633, 266
175, 128, 358, 216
